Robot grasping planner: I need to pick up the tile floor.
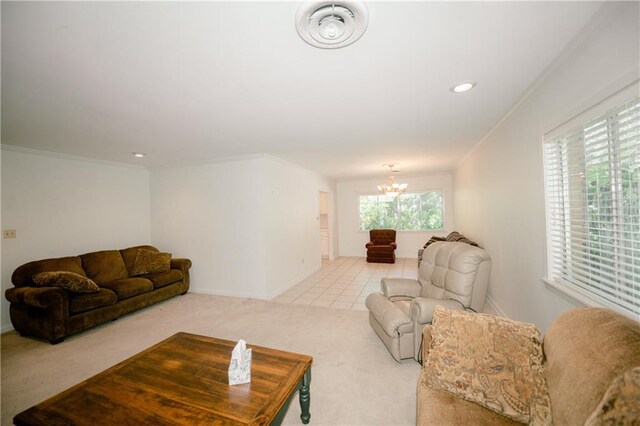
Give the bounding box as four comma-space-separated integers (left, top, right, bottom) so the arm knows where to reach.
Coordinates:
273, 257, 418, 311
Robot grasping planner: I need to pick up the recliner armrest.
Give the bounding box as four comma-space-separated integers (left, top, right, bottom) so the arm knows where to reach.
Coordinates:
410, 298, 465, 324
381, 278, 421, 298
365, 293, 412, 336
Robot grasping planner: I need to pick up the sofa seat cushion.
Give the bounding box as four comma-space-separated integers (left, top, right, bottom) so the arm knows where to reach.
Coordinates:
143, 270, 183, 289
392, 300, 411, 316
417, 376, 521, 426
69, 288, 118, 314
367, 245, 396, 253
100, 278, 153, 300
80, 250, 129, 284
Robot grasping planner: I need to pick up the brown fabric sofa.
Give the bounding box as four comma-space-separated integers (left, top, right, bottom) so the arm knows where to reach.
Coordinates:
5, 245, 191, 344
366, 229, 397, 263
417, 307, 640, 425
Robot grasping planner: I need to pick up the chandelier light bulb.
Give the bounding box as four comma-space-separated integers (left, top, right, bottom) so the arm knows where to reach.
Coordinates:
377, 165, 408, 197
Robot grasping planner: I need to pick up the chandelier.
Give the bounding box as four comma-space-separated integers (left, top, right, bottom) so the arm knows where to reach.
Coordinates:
377, 164, 408, 197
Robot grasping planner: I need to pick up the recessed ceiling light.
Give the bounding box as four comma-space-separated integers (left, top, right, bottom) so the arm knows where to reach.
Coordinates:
132, 152, 145, 158
450, 82, 477, 93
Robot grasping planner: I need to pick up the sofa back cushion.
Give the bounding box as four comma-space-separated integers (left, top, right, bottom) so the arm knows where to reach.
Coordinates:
418, 242, 491, 309
543, 307, 640, 425
369, 229, 396, 245
11, 256, 86, 287
80, 250, 129, 284
119, 245, 159, 276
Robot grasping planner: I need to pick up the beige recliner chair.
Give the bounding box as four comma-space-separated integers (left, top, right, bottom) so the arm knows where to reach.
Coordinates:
365, 241, 491, 362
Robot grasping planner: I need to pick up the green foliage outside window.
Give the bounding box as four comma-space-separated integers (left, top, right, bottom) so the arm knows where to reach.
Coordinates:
584, 113, 639, 283
358, 191, 444, 231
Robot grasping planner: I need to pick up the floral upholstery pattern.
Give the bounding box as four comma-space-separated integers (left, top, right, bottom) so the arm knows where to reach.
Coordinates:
423, 306, 552, 425
132, 249, 172, 276
585, 367, 640, 425
33, 271, 99, 293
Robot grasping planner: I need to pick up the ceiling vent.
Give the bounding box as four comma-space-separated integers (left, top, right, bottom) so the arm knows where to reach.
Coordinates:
295, 1, 369, 49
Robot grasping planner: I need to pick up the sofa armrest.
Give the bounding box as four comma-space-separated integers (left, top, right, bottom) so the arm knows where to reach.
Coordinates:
5, 286, 68, 309
5, 286, 69, 343
410, 298, 464, 324
170, 258, 192, 294
365, 241, 374, 248
381, 278, 421, 298
390, 242, 397, 249
171, 258, 192, 270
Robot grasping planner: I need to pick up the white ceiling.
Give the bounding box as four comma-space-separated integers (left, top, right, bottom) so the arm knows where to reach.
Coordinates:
1, 1, 604, 180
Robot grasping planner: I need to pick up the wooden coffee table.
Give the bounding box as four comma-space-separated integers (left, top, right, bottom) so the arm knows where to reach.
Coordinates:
13, 332, 313, 425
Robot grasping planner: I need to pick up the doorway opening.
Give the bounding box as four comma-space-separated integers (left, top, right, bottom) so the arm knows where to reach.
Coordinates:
319, 191, 329, 259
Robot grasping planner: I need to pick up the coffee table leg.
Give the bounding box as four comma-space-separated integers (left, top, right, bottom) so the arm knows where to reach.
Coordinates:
299, 369, 311, 424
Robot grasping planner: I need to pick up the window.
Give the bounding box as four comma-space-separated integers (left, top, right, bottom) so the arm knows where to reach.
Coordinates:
543, 93, 639, 318
358, 191, 444, 231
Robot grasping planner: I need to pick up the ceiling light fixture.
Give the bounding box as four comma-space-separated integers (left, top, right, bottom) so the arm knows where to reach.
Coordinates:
132, 152, 145, 158
377, 164, 408, 197
296, 1, 369, 49
450, 81, 477, 93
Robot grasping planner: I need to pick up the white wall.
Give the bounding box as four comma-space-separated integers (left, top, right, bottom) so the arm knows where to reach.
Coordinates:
453, 2, 639, 331
150, 156, 268, 298
263, 156, 337, 297
1, 147, 151, 331
337, 174, 454, 258
150, 154, 338, 299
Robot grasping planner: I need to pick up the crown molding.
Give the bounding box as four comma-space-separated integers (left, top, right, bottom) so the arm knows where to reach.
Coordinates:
149, 153, 267, 171
456, 1, 631, 170
1, 144, 148, 171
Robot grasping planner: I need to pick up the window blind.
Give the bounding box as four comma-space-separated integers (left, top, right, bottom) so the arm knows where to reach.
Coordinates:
543, 95, 640, 318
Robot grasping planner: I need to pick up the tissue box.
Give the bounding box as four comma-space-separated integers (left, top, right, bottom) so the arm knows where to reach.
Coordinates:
228, 347, 252, 385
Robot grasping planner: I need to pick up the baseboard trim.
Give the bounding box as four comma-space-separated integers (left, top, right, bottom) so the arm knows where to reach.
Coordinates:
266, 265, 322, 300
188, 288, 268, 300
188, 265, 323, 301
485, 295, 509, 318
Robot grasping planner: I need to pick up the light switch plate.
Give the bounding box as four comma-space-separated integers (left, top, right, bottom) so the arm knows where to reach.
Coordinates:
3, 229, 16, 239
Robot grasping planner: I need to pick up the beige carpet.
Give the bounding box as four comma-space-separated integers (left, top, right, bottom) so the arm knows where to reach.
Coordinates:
1, 293, 420, 425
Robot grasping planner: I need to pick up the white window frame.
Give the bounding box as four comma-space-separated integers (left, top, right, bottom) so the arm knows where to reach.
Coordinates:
542, 82, 640, 321
357, 189, 445, 232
